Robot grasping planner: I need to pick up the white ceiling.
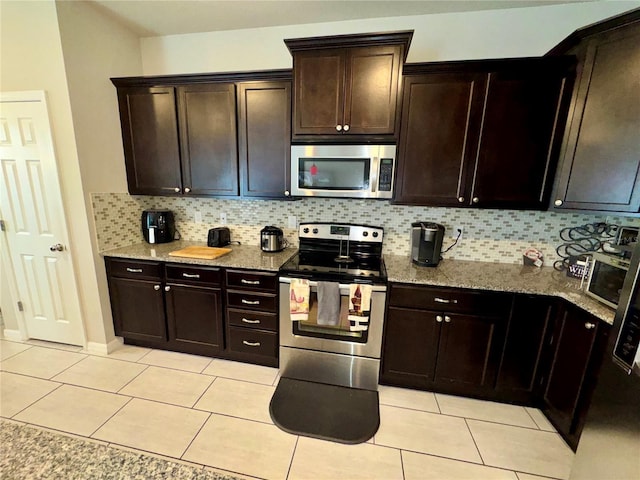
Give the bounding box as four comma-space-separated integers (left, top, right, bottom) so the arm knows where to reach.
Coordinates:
87, 0, 589, 37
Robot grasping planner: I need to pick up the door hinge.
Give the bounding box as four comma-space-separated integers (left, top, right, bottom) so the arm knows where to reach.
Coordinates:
0, 220, 5, 232
17, 301, 24, 312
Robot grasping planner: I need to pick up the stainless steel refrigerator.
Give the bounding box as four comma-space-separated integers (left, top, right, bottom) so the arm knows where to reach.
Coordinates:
570, 241, 640, 480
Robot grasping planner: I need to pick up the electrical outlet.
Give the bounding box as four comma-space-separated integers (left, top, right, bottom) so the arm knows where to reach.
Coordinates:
288, 215, 297, 229
194, 211, 202, 224
220, 212, 227, 224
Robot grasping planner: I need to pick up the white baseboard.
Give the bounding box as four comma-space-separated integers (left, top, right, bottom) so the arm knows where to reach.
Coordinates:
2, 329, 24, 341
85, 337, 123, 355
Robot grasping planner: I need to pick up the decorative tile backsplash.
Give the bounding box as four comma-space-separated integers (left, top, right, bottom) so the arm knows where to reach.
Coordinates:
91, 192, 639, 265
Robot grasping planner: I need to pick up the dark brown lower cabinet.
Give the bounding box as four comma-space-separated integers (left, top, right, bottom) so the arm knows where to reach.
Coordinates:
381, 284, 510, 397
165, 284, 223, 357
541, 303, 610, 450
494, 295, 556, 403
108, 276, 167, 343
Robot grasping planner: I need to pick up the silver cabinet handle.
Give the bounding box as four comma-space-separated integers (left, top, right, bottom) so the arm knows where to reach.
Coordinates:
49, 243, 64, 252
458, 197, 465, 203
241, 279, 260, 285
242, 318, 261, 324
242, 340, 261, 347
182, 273, 200, 279
336, 125, 342, 132
585, 322, 596, 330
241, 299, 260, 305
284, 190, 290, 196
154, 285, 161, 291
555, 199, 563, 206
165, 286, 171, 292
126, 268, 143, 273
444, 315, 452, 323
434, 297, 458, 304
343, 124, 350, 132
184, 187, 191, 193
174, 187, 180, 193
436, 315, 443, 323
472, 197, 479, 204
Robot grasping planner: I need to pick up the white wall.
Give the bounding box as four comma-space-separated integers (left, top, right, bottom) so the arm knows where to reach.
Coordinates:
140, 2, 640, 75
55, 0, 143, 347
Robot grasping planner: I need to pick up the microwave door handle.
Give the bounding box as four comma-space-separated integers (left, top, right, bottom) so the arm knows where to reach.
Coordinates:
370, 156, 379, 192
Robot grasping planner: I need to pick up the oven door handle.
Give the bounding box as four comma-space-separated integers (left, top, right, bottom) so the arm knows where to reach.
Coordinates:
279, 276, 387, 292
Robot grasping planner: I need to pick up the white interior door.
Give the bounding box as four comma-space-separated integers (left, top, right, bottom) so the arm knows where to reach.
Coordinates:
0, 91, 85, 346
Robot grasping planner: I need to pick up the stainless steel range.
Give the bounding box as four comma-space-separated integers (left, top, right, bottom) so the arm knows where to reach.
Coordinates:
278, 222, 387, 391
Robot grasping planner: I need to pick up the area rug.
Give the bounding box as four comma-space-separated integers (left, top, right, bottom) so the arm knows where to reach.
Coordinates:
0, 420, 241, 480
269, 376, 380, 444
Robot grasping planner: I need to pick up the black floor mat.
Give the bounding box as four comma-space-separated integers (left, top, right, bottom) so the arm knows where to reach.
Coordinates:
269, 377, 380, 444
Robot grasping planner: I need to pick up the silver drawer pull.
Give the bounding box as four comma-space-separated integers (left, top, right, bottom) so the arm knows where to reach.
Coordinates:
241, 299, 260, 305
434, 297, 458, 304
241, 279, 260, 285
242, 318, 261, 324
182, 273, 200, 279
126, 268, 143, 273
242, 340, 261, 347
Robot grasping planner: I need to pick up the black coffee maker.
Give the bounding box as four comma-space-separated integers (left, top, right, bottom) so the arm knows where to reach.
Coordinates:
411, 222, 445, 267
141, 209, 175, 244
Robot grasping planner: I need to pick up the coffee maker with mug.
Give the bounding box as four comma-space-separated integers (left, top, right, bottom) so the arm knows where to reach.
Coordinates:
411, 222, 445, 267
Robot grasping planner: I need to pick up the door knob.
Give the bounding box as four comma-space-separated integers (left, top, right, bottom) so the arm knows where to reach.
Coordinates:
154, 285, 161, 291
174, 187, 180, 193
472, 197, 479, 204
284, 190, 290, 196
458, 197, 465, 203
343, 124, 350, 132
336, 125, 343, 132
184, 187, 191, 193
49, 243, 64, 252
164, 286, 171, 292
554, 199, 563, 206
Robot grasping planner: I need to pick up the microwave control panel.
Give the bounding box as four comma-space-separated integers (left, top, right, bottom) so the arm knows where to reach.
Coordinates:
614, 306, 640, 372
378, 158, 394, 192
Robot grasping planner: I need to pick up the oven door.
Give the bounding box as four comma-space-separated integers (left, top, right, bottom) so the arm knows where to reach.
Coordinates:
279, 278, 386, 359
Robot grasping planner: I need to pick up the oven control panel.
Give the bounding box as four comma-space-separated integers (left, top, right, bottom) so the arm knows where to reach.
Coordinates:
299, 223, 383, 243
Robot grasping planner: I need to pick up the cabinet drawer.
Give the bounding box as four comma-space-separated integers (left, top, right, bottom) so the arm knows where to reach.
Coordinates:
227, 308, 278, 332
228, 326, 277, 358
390, 284, 512, 316
166, 264, 221, 285
227, 291, 277, 312
226, 270, 277, 292
107, 258, 162, 280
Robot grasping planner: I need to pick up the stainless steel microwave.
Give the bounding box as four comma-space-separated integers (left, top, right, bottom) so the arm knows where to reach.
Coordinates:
290, 144, 396, 199
586, 252, 631, 309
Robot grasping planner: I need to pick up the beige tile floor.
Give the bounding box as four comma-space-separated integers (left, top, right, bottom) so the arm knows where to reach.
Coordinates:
0, 339, 574, 480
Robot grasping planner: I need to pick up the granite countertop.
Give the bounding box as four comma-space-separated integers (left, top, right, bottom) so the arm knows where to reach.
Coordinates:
384, 254, 617, 325
101, 240, 297, 272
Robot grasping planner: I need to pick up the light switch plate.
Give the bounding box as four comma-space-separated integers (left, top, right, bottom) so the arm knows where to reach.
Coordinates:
288, 215, 297, 229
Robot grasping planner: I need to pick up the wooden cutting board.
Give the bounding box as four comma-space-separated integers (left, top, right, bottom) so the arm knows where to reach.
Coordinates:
168, 246, 232, 260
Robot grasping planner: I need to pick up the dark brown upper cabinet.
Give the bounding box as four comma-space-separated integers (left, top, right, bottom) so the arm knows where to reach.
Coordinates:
394, 58, 574, 209
111, 70, 292, 199
177, 84, 238, 196
549, 10, 640, 213
237, 81, 291, 198
285, 31, 413, 142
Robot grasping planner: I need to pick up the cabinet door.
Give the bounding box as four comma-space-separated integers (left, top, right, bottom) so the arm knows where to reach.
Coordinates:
471, 67, 568, 209
108, 277, 166, 343
165, 284, 223, 355
394, 72, 485, 205
177, 84, 239, 196
553, 24, 640, 212
292, 49, 345, 136
237, 81, 291, 198
380, 306, 441, 388
344, 45, 402, 135
435, 313, 504, 390
117, 86, 182, 195
543, 305, 600, 437
495, 295, 555, 402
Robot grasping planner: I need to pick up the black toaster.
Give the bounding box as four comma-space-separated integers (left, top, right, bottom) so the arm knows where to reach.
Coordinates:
208, 227, 231, 247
